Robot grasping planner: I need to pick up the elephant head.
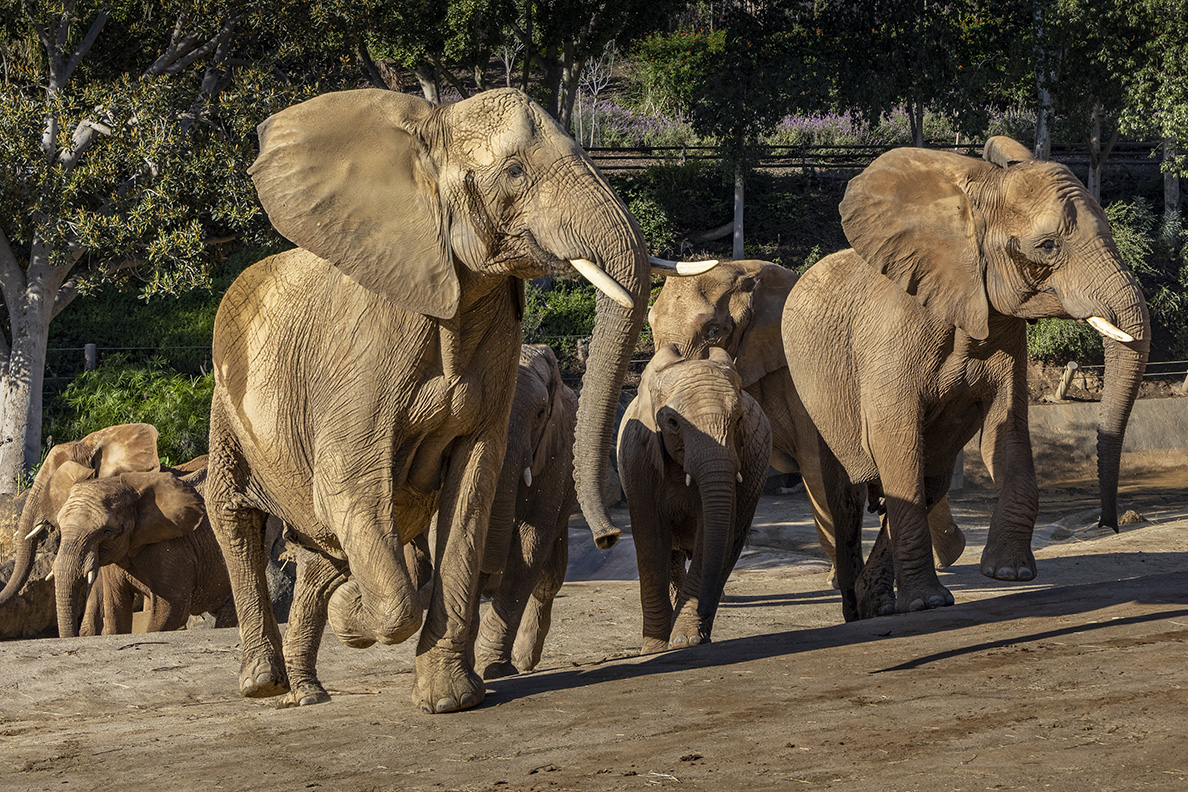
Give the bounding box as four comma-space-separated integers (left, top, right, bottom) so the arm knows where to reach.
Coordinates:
649, 260, 797, 388
0, 423, 162, 610
51, 468, 205, 637
483, 344, 576, 576
839, 136, 1150, 528
633, 345, 750, 639
247, 88, 680, 550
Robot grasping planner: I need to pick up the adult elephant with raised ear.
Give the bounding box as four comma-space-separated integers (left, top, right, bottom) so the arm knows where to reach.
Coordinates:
207, 88, 678, 713
782, 136, 1149, 617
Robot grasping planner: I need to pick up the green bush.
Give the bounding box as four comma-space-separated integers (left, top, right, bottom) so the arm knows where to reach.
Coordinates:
628, 29, 727, 117
1027, 318, 1104, 365
523, 278, 598, 371
44, 355, 215, 466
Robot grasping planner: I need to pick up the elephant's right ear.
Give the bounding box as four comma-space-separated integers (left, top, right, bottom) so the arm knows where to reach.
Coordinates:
732, 264, 797, 388
86, 423, 161, 478
983, 136, 1034, 168
840, 148, 991, 341
124, 473, 205, 556
249, 89, 459, 319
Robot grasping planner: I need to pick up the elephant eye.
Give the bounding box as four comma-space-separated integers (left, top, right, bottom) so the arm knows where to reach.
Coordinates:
665, 415, 679, 432
506, 162, 525, 180
1036, 239, 1057, 252
704, 324, 722, 339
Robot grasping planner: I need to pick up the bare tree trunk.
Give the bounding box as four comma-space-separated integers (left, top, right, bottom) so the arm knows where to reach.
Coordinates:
1166, 138, 1182, 236
911, 100, 924, 148
733, 165, 745, 261
557, 44, 587, 133
1085, 101, 1118, 205
521, 0, 532, 93
1033, 1, 1054, 160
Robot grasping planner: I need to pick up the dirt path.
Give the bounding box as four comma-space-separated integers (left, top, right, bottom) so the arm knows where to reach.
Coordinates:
2, 473, 1187, 792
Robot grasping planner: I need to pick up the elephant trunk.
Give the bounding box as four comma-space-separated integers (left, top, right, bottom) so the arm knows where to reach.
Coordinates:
52, 544, 93, 638
571, 200, 649, 550
326, 530, 421, 648
0, 492, 39, 607
1093, 269, 1150, 529
690, 441, 738, 639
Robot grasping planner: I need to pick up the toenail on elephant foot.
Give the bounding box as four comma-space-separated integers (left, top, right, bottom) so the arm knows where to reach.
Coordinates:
896, 583, 954, 613
239, 657, 289, 699
980, 545, 1037, 582
275, 681, 330, 708
413, 648, 485, 714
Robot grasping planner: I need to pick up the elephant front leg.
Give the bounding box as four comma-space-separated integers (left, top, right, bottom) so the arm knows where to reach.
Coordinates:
510, 522, 569, 674
280, 547, 346, 707
627, 494, 674, 655
978, 399, 1038, 581
475, 522, 550, 680
414, 435, 502, 714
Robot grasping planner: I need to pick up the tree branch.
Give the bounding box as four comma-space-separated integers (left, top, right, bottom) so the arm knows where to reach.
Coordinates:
0, 226, 27, 339
21, 0, 51, 52
426, 53, 470, 99
356, 41, 389, 89
60, 9, 110, 86
55, 1, 79, 53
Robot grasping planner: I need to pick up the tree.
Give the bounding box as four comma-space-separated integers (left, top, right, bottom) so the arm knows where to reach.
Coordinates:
0, 1, 332, 491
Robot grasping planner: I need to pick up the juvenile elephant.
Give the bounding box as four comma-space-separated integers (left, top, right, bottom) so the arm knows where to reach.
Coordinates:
618, 345, 771, 652
648, 261, 966, 580
783, 137, 1150, 616
473, 344, 578, 680
51, 456, 236, 636
207, 88, 670, 713
1, 424, 163, 612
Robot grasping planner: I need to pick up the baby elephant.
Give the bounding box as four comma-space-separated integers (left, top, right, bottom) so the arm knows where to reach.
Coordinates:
472, 344, 578, 679
618, 345, 771, 653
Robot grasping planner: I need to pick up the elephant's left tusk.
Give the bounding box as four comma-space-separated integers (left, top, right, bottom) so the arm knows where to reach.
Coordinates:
1086, 316, 1134, 343
45, 570, 53, 581
649, 257, 720, 276
686, 474, 692, 487
523, 467, 533, 488
87, 570, 95, 585
569, 259, 634, 309
736, 472, 743, 483
24, 523, 45, 541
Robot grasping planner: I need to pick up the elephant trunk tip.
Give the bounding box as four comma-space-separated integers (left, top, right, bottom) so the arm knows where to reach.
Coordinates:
592, 524, 620, 550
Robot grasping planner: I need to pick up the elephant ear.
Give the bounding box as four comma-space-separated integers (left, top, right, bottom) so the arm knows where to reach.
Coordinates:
983, 136, 1034, 168
732, 264, 797, 388
532, 347, 574, 472
86, 423, 161, 478
840, 148, 991, 340
249, 89, 458, 319
123, 472, 205, 556
45, 461, 96, 524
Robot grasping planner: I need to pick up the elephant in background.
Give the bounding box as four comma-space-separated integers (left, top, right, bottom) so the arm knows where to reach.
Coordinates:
207, 87, 661, 712
52, 455, 237, 636
618, 345, 771, 653
783, 136, 1149, 616
472, 344, 577, 680
0, 424, 163, 616
648, 261, 967, 582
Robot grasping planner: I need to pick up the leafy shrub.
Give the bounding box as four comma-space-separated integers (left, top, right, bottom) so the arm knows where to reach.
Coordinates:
1027, 318, 1104, 365
44, 356, 215, 465
523, 279, 598, 370
595, 99, 699, 148
628, 29, 727, 117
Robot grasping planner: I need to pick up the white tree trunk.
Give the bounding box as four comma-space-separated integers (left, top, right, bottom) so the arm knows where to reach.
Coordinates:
1166, 138, 1182, 230
1033, 1, 1054, 160
733, 165, 745, 261
1087, 103, 1103, 203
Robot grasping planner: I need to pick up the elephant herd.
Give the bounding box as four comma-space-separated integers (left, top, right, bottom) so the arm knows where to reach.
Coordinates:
0, 88, 1149, 719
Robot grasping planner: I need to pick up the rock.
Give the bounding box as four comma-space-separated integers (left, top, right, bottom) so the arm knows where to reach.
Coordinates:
0, 552, 57, 640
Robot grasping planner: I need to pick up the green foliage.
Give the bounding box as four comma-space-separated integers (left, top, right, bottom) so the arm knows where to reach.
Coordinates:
523, 278, 598, 371
628, 28, 725, 117
1027, 318, 1104, 364
45, 356, 215, 465
1109, 199, 1188, 357
609, 161, 731, 254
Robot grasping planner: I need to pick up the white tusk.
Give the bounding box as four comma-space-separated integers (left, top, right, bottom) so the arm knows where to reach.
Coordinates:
24, 523, 45, 541
45, 570, 54, 581
1086, 316, 1134, 343
649, 256, 719, 276
523, 467, 533, 488
87, 570, 95, 585
737, 472, 743, 483
569, 258, 634, 309
686, 474, 692, 487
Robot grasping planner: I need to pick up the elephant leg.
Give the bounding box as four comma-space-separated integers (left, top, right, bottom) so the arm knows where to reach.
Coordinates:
81, 572, 105, 636
99, 568, 136, 635
630, 498, 675, 655
806, 438, 866, 621
476, 524, 541, 680
667, 550, 686, 606
928, 496, 966, 569
877, 459, 954, 614
207, 425, 287, 698
414, 434, 502, 714
511, 524, 568, 674
855, 517, 895, 620
280, 547, 345, 707
144, 594, 191, 632
978, 397, 1039, 581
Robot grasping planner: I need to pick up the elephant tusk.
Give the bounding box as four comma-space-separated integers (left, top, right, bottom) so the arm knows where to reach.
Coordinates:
87, 570, 95, 585
45, 570, 53, 581
523, 467, 533, 488
686, 474, 692, 487
1086, 316, 1134, 343
737, 472, 743, 483
24, 523, 45, 541
649, 256, 720, 276
569, 259, 634, 309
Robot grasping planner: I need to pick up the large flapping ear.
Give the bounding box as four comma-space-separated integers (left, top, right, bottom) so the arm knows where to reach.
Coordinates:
983, 136, 1034, 168
732, 264, 797, 387
840, 148, 991, 340
249, 89, 459, 319
85, 423, 161, 478
46, 461, 97, 524
123, 472, 205, 556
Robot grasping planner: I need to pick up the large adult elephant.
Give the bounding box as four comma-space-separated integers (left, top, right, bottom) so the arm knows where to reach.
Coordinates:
207, 88, 696, 713
782, 137, 1149, 615
648, 261, 966, 583
0, 424, 162, 612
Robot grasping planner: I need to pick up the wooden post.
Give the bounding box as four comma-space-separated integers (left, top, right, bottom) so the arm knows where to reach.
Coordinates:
84, 343, 97, 372
1055, 360, 1078, 401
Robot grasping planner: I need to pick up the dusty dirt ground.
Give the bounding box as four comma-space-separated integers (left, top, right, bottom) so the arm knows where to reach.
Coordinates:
3, 467, 1188, 792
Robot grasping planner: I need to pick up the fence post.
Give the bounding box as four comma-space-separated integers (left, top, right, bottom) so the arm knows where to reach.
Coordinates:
1055, 360, 1078, 401
84, 343, 97, 372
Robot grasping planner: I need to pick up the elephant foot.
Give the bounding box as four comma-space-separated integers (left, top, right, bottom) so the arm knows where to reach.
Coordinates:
327, 580, 420, 649
239, 652, 290, 699
855, 575, 895, 620
413, 646, 485, 714
669, 633, 709, 650
826, 564, 839, 590
640, 637, 670, 655
979, 540, 1036, 581
276, 679, 331, 708
931, 524, 967, 570
479, 659, 519, 681
895, 579, 955, 613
